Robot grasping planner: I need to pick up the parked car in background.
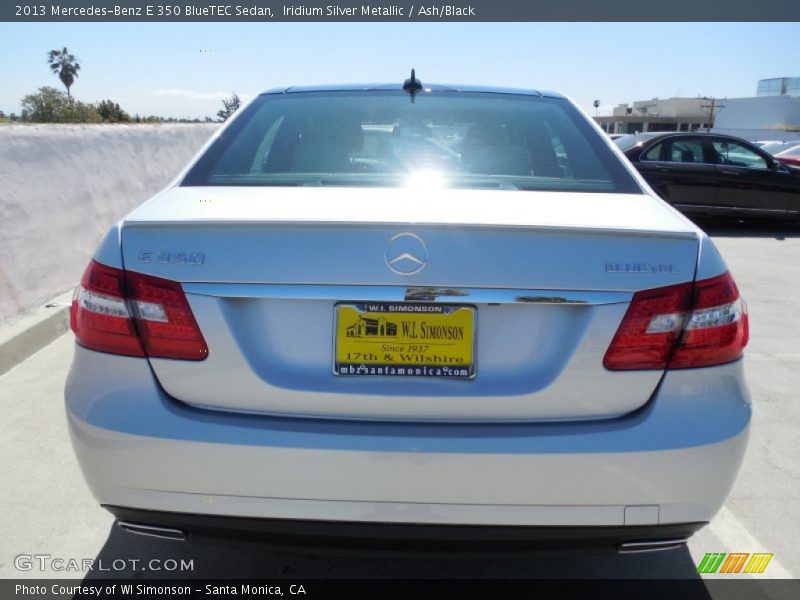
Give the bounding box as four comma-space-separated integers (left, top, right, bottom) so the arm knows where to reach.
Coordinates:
616, 132, 800, 221
759, 141, 800, 156
774, 145, 800, 168
67, 80, 751, 553
752, 140, 784, 147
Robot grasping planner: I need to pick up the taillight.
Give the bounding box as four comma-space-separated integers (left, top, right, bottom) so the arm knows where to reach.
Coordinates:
604, 272, 748, 371
70, 260, 208, 360
125, 270, 209, 360
71, 261, 145, 357
669, 273, 749, 369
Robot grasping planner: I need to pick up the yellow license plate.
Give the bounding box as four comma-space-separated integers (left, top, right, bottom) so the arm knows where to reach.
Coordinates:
334, 303, 475, 379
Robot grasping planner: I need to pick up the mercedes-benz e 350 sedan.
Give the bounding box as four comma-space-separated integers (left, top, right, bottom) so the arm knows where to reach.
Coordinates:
66, 77, 750, 552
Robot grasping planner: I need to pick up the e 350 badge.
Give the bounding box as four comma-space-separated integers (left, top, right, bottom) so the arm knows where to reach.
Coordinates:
137, 250, 205, 266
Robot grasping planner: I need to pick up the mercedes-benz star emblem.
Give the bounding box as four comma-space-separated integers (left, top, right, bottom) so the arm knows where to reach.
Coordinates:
385, 232, 428, 275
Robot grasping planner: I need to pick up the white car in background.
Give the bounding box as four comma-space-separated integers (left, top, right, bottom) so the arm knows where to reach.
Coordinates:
66, 76, 750, 552
759, 141, 800, 156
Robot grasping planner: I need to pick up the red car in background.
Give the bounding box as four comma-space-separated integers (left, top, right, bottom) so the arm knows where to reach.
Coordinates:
774, 145, 800, 168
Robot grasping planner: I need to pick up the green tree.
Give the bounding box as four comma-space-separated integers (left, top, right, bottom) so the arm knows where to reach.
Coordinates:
96, 99, 131, 122
21, 86, 69, 122
21, 86, 100, 123
47, 47, 81, 99
62, 100, 102, 123
216, 92, 241, 122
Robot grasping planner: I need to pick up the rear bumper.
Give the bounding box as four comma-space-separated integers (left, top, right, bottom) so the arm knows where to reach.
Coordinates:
106, 505, 704, 551
66, 344, 750, 530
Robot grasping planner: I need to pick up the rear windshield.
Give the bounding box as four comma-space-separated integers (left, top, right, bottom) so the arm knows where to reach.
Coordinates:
613, 135, 641, 151
613, 133, 662, 152
183, 91, 640, 193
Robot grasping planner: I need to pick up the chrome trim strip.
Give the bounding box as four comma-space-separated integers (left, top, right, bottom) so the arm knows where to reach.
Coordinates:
674, 204, 787, 215
717, 207, 787, 214
182, 284, 632, 306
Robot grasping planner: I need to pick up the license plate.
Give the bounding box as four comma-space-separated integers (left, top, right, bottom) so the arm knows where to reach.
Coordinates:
334, 302, 475, 379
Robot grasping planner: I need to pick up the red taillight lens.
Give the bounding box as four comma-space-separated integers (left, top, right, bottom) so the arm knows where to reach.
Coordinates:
71, 261, 145, 357
604, 272, 748, 371
70, 260, 208, 360
669, 273, 749, 369
125, 271, 208, 360
603, 281, 693, 370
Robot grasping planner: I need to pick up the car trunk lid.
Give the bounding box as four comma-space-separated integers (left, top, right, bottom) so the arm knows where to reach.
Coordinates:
120, 186, 699, 421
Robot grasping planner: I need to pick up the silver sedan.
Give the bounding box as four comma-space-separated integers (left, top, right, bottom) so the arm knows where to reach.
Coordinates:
66, 79, 750, 552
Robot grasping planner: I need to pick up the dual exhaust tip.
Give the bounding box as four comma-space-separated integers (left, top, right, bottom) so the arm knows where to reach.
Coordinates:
116, 520, 687, 554
617, 538, 688, 554
117, 520, 187, 541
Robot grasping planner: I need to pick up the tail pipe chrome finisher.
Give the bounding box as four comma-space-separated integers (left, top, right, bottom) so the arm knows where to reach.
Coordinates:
617, 538, 688, 554
117, 520, 187, 541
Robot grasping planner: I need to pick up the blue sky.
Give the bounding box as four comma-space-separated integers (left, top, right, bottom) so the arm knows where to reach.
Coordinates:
1, 22, 798, 118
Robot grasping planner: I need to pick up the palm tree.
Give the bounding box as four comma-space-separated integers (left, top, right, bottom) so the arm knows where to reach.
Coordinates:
47, 47, 80, 100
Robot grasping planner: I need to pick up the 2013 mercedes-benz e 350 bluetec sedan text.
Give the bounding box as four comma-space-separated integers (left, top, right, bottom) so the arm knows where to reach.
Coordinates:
66, 74, 750, 552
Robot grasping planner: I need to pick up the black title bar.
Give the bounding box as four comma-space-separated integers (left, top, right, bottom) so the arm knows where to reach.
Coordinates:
4, 0, 800, 22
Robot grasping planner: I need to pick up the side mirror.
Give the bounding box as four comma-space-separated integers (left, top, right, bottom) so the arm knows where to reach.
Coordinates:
769, 160, 781, 172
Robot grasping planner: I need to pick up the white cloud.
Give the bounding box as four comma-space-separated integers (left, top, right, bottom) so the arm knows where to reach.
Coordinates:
152, 89, 232, 101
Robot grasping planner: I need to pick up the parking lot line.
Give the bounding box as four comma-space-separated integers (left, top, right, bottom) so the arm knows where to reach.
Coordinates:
705, 506, 794, 579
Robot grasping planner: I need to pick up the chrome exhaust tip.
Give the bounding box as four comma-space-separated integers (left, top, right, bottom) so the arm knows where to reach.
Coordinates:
117, 520, 187, 541
618, 538, 688, 554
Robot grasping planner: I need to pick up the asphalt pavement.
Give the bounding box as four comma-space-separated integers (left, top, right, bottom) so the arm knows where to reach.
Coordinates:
1, 217, 798, 584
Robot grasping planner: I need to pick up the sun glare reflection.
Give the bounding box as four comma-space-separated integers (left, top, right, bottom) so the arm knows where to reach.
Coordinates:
404, 169, 446, 189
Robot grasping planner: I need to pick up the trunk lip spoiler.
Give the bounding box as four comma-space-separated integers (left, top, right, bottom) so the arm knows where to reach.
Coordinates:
120, 219, 700, 240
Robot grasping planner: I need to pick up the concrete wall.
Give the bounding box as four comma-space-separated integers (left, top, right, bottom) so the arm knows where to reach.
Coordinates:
0, 124, 218, 324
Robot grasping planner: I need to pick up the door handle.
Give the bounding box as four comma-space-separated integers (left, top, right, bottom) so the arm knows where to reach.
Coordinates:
720, 170, 740, 176
658, 167, 672, 173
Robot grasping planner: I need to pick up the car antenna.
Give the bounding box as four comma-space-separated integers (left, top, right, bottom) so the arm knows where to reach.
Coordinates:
403, 69, 423, 102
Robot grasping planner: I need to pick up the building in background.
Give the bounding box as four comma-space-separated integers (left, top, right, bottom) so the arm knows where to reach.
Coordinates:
756, 77, 800, 97
595, 78, 800, 141
594, 98, 712, 135
713, 77, 800, 141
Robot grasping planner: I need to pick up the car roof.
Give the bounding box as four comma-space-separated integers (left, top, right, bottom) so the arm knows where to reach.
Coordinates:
626, 132, 759, 143
259, 83, 565, 99
763, 141, 800, 148
631, 132, 714, 138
